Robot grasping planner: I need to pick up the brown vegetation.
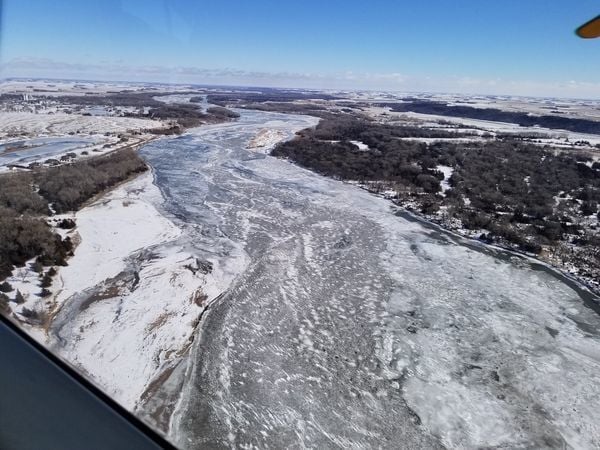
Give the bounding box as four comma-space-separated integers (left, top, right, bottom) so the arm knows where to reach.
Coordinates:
206, 106, 240, 119
0, 149, 148, 280
37, 149, 147, 212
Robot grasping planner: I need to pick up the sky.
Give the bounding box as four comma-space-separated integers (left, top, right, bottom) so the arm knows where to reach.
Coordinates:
1, 0, 600, 98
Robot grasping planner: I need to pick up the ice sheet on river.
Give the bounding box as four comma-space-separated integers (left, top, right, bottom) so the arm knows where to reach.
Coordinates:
137, 110, 600, 449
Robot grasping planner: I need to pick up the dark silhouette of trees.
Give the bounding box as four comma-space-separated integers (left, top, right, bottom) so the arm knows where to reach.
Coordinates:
0, 149, 147, 281
37, 149, 147, 213
381, 100, 600, 135
0, 172, 49, 215
273, 116, 600, 256
206, 106, 240, 119
14, 290, 25, 304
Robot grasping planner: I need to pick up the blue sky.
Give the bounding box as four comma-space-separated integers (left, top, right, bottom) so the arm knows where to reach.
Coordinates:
2, 0, 600, 97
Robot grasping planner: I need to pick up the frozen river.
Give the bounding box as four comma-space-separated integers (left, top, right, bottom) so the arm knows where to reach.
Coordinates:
138, 109, 600, 449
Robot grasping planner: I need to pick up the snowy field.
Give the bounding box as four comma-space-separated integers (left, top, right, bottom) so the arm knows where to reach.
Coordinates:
367, 106, 600, 148
246, 128, 288, 152
351, 91, 600, 122
0, 111, 163, 139
0, 80, 171, 169
0, 111, 164, 170
42, 171, 209, 410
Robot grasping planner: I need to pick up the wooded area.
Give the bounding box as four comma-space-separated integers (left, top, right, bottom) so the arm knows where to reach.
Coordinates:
0, 149, 147, 281
273, 117, 600, 259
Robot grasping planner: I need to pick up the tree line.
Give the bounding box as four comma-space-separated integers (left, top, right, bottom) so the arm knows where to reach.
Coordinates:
381, 99, 600, 135
273, 116, 600, 256
0, 149, 147, 281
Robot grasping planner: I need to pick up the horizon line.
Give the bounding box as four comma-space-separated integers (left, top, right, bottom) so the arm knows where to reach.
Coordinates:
2, 75, 599, 103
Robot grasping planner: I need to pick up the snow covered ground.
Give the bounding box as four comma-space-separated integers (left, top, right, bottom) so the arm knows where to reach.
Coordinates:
350, 139, 369, 150
153, 94, 197, 105
0, 135, 101, 167
37, 171, 212, 411
0, 79, 168, 168
397, 136, 487, 144
0, 111, 165, 170
135, 109, 600, 448
0, 111, 163, 139
10, 101, 600, 448
369, 106, 600, 148
353, 91, 600, 122
246, 128, 288, 152
436, 165, 454, 194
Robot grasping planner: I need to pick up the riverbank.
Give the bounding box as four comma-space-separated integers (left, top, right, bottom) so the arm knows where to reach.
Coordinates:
8, 168, 207, 420
0, 113, 294, 436
7, 107, 600, 447
388, 192, 600, 300
392, 207, 600, 312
